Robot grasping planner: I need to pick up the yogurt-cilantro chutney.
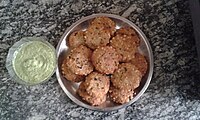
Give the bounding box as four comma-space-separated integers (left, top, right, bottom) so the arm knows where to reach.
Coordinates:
12, 40, 56, 84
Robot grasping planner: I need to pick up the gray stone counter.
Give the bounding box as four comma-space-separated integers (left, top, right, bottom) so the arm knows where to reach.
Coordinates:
1, 0, 200, 119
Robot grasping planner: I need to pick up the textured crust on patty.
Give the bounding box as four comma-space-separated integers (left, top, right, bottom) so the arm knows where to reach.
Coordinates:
77, 82, 106, 106
130, 53, 148, 76
66, 45, 94, 75
85, 16, 116, 50
92, 46, 119, 74
90, 16, 116, 36
111, 63, 142, 90
110, 34, 138, 62
85, 24, 111, 50
116, 27, 136, 36
85, 72, 110, 97
61, 58, 84, 82
68, 31, 86, 48
109, 85, 135, 104
115, 27, 140, 46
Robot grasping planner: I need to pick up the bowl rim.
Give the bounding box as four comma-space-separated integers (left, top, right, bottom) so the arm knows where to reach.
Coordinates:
56, 13, 154, 111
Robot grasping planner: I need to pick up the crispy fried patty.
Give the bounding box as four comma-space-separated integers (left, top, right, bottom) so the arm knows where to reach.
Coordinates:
92, 46, 119, 74
66, 45, 93, 75
77, 81, 107, 106
68, 31, 86, 48
61, 58, 84, 82
111, 63, 142, 90
85, 72, 110, 97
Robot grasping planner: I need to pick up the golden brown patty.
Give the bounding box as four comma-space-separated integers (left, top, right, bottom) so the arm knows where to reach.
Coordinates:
68, 31, 85, 48
116, 27, 136, 36
109, 85, 135, 104
110, 34, 138, 62
92, 46, 119, 74
111, 63, 142, 90
61, 58, 84, 82
115, 27, 140, 46
130, 53, 148, 76
85, 24, 111, 50
77, 82, 106, 106
66, 45, 94, 75
90, 16, 116, 36
85, 72, 110, 97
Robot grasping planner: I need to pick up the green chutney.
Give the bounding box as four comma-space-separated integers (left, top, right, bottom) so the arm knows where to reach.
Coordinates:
12, 40, 56, 84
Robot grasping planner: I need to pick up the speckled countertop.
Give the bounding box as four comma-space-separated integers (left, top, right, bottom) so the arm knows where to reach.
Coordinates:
1, 0, 200, 119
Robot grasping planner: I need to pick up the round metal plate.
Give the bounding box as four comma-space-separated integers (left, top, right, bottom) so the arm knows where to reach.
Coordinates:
56, 13, 153, 111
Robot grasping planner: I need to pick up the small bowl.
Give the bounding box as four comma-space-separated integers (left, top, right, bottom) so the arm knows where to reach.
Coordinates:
6, 37, 56, 86
56, 13, 153, 111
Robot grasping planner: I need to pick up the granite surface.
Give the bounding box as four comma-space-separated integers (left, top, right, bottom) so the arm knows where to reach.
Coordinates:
1, 0, 200, 119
